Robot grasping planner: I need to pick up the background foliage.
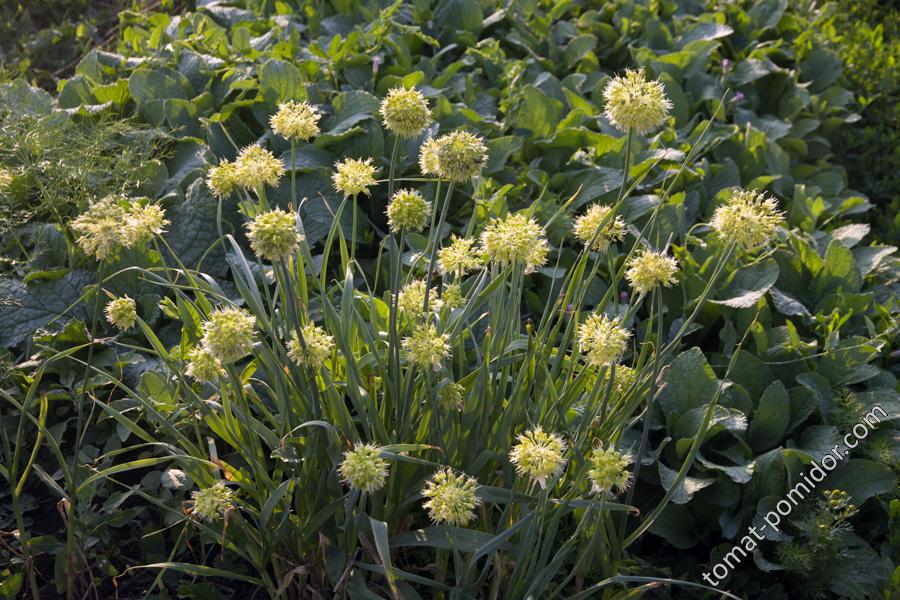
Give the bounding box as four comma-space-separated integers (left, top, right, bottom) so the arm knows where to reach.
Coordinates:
1, 0, 897, 598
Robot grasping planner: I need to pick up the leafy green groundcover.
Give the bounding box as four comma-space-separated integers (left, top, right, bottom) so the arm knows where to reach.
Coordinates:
1, 0, 898, 598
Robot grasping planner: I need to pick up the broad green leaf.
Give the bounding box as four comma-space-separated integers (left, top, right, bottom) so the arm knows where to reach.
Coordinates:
712, 258, 779, 308
748, 381, 790, 451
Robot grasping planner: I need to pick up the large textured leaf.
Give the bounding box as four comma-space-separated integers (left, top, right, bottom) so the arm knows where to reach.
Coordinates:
712, 258, 779, 308
0, 270, 93, 347
658, 347, 719, 415
748, 380, 790, 451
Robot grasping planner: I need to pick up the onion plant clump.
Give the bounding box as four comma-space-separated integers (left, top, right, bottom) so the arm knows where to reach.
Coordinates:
31, 74, 783, 598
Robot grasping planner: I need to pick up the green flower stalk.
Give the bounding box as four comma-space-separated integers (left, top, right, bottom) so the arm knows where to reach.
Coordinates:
578, 313, 630, 367
105, 296, 137, 330
509, 427, 567, 489
338, 444, 389, 493
207, 160, 240, 198
710, 188, 784, 250
587, 445, 632, 495
603, 68, 672, 134
380, 87, 432, 138
270, 100, 321, 141
186, 346, 226, 383
422, 469, 481, 525
201, 306, 256, 363
234, 145, 285, 191
438, 235, 483, 277
573, 204, 626, 252
480, 213, 549, 273
402, 323, 450, 371
191, 482, 235, 522
246, 208, 302, 261
625, 250, 678, 295
332, 157, 378, 198
287, 323, 334, 369
387, 189, 431, 233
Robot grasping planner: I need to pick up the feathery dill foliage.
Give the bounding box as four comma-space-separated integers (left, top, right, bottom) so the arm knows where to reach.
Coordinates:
53, 68, 760, 598
0, 81, 165, 235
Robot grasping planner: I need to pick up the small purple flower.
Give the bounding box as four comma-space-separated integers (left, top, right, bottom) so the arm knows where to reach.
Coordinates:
722, 59, 732, 73
732, 91, 745, 103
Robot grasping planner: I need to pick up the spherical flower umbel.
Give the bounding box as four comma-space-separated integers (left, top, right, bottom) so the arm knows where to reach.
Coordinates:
603, 68, 672, 135
207, 160, 240, 198
0, 168, 12, 193
573, 204, 626, 252
270, 100, 321, 141
418, 137, 441, 176
124, 202, 169, 246
234, 145, 285, 191
71, 196, 130, 260
441, 283, 465, 310
403, 323, 451, 371
509, 427, 567, 489
246, 208, 302, 261
578, 313, 630, 367
625, 250, 678, 295
587, 445, 633, 495
201, 306, 256, 363
710, 188, 784, 250
387, 189, 431, 233
288, 322, 334, 369
422, 468, 481, 525
186, 346, 225, 382
332, 157, 378, 198
191, 481, 235, 521
105, 296, 137, 330
380, 87, 432, 138
438, 236, 483, 277
430, 131, 488, 182
397, 280, 441, 317
338, 444, 389, 493
480, 213, 549, 273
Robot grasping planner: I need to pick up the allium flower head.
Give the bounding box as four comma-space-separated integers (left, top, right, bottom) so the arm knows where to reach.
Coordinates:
403, 323, 451, 371
338, 444, 389, 493
387, 189, 431, 233
625, 250, 678, 295
191, 482, 234, 521
397, 280, 441, 317
587, 445, 632, 495
422, 468, 481, 525
438, 236, 483, 277
431, 131, 488, 182
207, 160, 240, 198
573, 204, 626, 252
71, 196, 129, 260
442, 283, 465, 310
201, 306, 256, 363
186, 346, 225, 382
380, 87, 432, 138
605, 365, 637, 397
105, 296, 137, 330
578, 313, 630, 367
246, 208, 302, 261
123, 202, 168, 246
418, 137, 442, 176
332, 157, 378, 198
603, 68, 672, 134
439, 381, 466, 410
509, 426, 567, 489
710, 188, 784, 250
234, 145, 285, 191
270, 100, 321, 141
288, 322, 334, 369
480, 213, 549, 273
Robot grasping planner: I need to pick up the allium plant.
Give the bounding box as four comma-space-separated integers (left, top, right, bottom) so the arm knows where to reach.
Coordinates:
43, 77, 756, 598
